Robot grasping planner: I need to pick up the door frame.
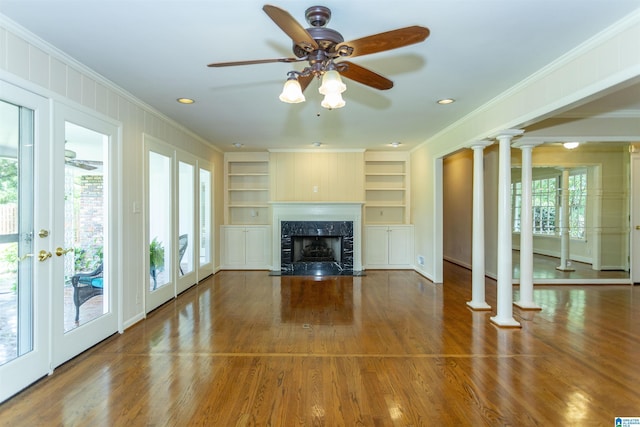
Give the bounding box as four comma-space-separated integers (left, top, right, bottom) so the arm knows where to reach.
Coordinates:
632, 152, 640, 284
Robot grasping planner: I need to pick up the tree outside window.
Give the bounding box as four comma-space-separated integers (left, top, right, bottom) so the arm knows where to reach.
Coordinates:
512, 170, 587, 239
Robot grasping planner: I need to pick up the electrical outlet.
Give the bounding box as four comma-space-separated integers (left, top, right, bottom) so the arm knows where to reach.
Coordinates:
417, 255, 425, 266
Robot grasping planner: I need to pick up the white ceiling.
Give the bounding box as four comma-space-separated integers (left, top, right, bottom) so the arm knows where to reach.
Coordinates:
1, 0, 639, 153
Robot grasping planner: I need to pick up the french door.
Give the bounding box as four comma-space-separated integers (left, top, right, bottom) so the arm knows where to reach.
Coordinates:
177, 152, 197, 294
51, 103, 120, 367
0, 82, 120, 402
0, 82, 50, 402
145, 137, 175, 311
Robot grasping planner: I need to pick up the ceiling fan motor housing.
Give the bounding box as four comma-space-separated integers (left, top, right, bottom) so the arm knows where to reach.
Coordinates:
291, 6, 345, 58
293, 26, 344, 58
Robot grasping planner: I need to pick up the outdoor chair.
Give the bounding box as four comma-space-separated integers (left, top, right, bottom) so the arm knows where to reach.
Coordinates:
178, 234, 188, 275
71, 263, 103, 323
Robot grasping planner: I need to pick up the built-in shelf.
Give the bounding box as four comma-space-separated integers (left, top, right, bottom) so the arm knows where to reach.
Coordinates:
364, 151, 410, 224
224, 152, 270, 225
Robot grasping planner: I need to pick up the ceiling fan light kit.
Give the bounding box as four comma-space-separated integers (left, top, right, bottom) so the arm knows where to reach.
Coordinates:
320, 91, 346, 109
279, 75, 306, 103
208, 4, 430, 110
318, 68, 346, 94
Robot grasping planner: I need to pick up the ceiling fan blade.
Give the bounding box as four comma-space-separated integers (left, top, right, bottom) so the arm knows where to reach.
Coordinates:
263, 5, 318, 53
66, 160, 98, 171
335, 26, 430, 58
339, 61, 393, 90
298, 74, 315, 92
208, 57, 304, 67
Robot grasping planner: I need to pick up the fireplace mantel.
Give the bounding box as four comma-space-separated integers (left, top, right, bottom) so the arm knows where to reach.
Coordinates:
271, 202, 364, 273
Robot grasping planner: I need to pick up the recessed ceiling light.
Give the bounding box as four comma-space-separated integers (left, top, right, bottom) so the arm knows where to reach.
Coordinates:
563, 141, 580, 149
437, 98, 455, 105
390, 142, 401, 148
312, 142, 322, 147
177, 98, 195, 104
233, 143, 244, 148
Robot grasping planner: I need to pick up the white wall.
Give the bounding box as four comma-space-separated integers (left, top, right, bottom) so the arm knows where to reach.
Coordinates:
0, 16, 224, 327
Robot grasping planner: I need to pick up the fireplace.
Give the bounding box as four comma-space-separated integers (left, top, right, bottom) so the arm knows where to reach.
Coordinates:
294, 236, 342, 263
271, 202, 363, 276
281, 220, 353, 275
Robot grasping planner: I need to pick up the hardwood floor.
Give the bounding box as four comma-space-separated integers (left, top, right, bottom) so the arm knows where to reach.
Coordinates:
1, 263, 639, 425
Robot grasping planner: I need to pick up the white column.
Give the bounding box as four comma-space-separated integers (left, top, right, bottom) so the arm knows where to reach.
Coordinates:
557, 168, 575, 271
467, 140, 493, 311
513, 140, 542, 310
490, 129, 523, 328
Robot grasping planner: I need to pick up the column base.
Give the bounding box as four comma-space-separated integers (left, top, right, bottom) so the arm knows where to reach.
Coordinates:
490, 316, 521, 328
556, 266, 575, 272
514, 301, 542, 310
466, 301, 492, 311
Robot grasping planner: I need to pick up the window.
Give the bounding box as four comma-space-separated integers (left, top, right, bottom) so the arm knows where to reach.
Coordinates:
511, 181, 522, 232
531, 177, 557, 235
568, 172, 587, 239
512, 170, 587, 239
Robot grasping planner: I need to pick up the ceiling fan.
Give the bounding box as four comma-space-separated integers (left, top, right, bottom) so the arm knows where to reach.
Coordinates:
207, 4, 430, 108
65, 144, 99, 171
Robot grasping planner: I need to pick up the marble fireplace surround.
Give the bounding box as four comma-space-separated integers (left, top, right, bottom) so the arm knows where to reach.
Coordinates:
271, 202, 363, 274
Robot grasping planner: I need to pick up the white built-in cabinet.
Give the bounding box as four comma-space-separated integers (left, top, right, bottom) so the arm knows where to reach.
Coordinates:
221, 225, 271, 269
364, 225, 414, 269
222, 152, 271, 270
363, 152, 413, 269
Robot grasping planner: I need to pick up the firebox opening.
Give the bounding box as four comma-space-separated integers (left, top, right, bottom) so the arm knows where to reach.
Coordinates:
293, 236, 342, 264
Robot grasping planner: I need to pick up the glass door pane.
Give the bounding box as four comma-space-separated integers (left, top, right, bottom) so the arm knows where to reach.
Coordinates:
0, 100, 33, 365
199, 167, 212, 268
178, 161, 194, 276
148, 151, 172, 290
62, 122, 107, 332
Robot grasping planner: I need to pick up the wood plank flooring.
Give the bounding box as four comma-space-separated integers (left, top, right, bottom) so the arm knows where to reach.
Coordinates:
1, 263, 639, 426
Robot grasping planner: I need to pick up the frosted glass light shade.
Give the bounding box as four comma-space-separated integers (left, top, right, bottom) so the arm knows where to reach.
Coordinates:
279, 78, 305, 103
321, 92, 345, 109
318, 70, 346, 95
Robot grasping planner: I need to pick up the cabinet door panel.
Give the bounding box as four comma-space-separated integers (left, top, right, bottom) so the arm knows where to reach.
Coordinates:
224, 227, 247, 266
388, 227, 411, 265
365, 226, 390, 265
245, 227, 268, 266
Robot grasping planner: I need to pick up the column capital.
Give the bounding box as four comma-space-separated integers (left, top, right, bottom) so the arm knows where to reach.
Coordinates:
467, 139, 493, 150
512, 138, 544, 150
494, 129, 524, 141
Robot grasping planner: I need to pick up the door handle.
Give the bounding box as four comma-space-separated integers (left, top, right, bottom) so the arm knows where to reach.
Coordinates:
55, 247, 74, 256
636, 225, 640, 230
19, 253, 34, 262
38, 250, 52, 262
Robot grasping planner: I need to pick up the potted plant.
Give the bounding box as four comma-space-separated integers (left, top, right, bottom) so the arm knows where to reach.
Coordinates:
149, 237, 165, 290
